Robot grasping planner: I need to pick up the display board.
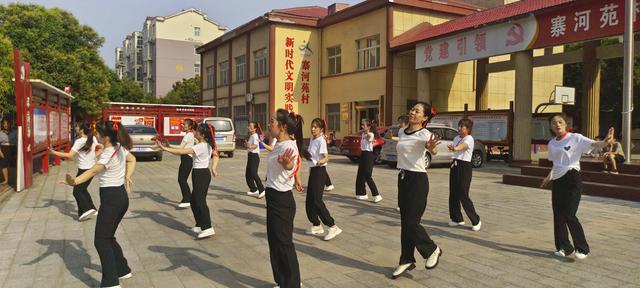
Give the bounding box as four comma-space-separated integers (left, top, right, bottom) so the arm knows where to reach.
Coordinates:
109, 115, 156, 127
49, 111, 59, 144
61, 112, 69, 143
33, 108, 47, 146
162, 116, 202, 136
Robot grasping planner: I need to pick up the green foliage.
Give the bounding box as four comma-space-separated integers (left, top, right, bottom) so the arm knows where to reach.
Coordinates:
0, 3, 111, 115
161, 75, 201, 105
107, 69, 150, 103
0, 33, 13, 114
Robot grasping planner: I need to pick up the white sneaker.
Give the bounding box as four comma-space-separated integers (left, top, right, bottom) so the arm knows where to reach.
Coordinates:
247, 191, 260, 197
575, 252, 588, 260
178, 202, 191, 208
197, 228, 215, 239
391, 263, 416, 279
554, 249, 571, 257
425, 247, 442, 269
305, 225, 324, 235
396, 207, 400, 212
191, 227, 202, 233
323, 226, 342, 241
356, 195, 369, 200
448, 221, 465, 227
324, 185, 335, 191
372, 195, 383, 203
472, 221, 482, 231
119, 272, 133, 280
79, 209, 97, 222
257, 191, 266, 199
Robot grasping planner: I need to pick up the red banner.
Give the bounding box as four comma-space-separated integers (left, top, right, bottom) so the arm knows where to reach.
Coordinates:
535, 0, 640, 48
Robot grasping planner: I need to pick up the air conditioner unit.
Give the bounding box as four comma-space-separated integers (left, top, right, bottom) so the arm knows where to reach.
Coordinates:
552, 86, 575, 105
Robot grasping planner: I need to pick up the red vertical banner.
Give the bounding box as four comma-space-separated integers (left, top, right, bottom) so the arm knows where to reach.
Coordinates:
283, 37, 295, 112
14, 49, 33, 190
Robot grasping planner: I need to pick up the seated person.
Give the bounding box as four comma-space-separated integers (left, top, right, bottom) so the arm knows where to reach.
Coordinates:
603, 137, 625, 174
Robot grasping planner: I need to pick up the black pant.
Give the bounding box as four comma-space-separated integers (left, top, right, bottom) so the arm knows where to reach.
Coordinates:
551, 169, 590, 254
266, 188, 300, 288
325, 174, 332, 187
356, 151, 379, 196
95, 185, 131, 287
449, 160, 480, 225
178, 155, 193, 203
398, 170, 437, 264
246, 153, 264, 192
74, 169, 96, 216
191, 168, 212, 230
306, 166, 335, 227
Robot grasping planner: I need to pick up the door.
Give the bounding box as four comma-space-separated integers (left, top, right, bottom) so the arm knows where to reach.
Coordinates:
356, 107, 379, 127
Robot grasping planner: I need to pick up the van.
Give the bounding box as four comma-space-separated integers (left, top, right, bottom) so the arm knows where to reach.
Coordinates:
202, 117, 236, 157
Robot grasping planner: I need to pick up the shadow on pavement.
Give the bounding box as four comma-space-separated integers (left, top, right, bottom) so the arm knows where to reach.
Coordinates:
126, 210, 192, 236
24, 239, 100, 286
148, 245, 272, 288
27, 199, 77, 219
133, 191, 180, 210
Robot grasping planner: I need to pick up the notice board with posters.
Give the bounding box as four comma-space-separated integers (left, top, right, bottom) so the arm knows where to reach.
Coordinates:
109, 115, 156, 127
163, 116, 203, 137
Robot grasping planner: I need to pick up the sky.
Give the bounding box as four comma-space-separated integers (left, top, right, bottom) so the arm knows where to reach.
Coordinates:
1, 0, 361, 69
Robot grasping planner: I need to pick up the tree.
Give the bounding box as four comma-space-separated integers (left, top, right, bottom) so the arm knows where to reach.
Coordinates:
0, 33, 13, 115
0, 3, 111, 115
162, 76, 201, 105
107, 70, 150, 103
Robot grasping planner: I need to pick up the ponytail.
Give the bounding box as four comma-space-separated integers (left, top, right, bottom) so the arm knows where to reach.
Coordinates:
96, 120, 132, 150
197, 123, 218, 157
77, 122, 94, 153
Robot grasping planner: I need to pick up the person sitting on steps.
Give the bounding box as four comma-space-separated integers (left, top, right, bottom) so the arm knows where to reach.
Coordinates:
603, 137, 625, 175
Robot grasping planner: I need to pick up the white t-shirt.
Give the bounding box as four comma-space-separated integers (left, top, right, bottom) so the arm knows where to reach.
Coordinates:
548, 133, 595, 180
181, 132, 196, 157
308, 134, 328, 167
396, 128, 431, 173
452, 135, 474, 162
266, 140, 299, 192
71, 136, 99, 170
97, 145, 129, 187
192, 142, 213, 169
248, 133, 260, 154
270, 138, 277, 148
360, 132, 374, 151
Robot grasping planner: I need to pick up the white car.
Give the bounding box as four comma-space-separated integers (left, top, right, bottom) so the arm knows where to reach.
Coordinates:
380, 123, 486, 168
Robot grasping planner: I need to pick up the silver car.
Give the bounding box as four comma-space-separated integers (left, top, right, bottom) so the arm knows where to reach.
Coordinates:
380, 123, 486, 168
202, 117, 236, 157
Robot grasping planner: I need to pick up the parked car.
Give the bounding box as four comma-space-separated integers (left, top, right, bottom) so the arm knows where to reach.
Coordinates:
202, 117, 236, 157
340, 127, 388, 164
380, 123, 486, 168
125, 125, 163, 161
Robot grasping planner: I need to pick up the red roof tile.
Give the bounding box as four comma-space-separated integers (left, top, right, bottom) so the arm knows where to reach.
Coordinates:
391, 0, 576, 49
272, 6, 328, 18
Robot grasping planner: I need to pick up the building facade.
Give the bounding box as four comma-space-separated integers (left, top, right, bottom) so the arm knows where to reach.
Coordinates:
116, 8, 226, 98
198, 0, 564, 140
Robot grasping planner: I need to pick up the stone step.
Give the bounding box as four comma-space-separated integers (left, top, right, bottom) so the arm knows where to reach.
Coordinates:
502, 174, 640, 202
520, 166, 640, 187
538, 158, 640, 175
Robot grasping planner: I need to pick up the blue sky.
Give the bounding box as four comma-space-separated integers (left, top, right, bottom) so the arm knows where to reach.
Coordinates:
1, 0, 361, 69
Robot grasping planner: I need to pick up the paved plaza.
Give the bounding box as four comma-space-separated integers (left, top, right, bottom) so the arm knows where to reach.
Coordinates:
0, 153, 639, 288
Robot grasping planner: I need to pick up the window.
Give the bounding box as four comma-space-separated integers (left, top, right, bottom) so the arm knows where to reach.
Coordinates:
205, 119, 233, 132
206, 66, 214, 89
253, 49, 268, 77
219, 61, 229, 85
326, 103, 341, 132
356, 35, 381, 70
194, 63, 200, 74
136, 68, 143, 81
194, 27, 201, 37
327, 46, 341, 75
233, 105, 248, 136
136, 35, 143, 47
254, 103, 267, 132
216, 107, 230, 118
235, 55, 246, 81
444, 128, 458, 141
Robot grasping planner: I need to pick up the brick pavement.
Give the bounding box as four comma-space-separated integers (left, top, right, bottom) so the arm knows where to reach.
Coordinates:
0, 152, 638, 287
